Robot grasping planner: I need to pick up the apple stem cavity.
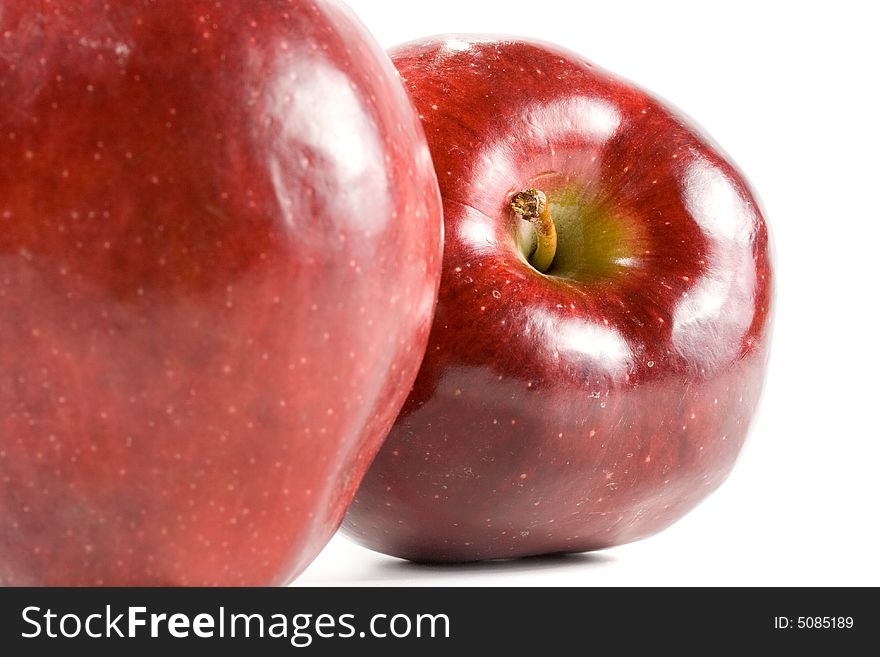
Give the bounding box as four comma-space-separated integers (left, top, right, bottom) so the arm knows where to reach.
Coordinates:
511, 188, 557, 273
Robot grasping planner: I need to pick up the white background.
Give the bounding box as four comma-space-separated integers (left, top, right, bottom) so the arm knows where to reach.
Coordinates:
300, 0, 880, 586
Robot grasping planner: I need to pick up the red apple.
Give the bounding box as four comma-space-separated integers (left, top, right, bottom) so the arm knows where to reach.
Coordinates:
343, 37, 773, 561
0, 1, 442, 584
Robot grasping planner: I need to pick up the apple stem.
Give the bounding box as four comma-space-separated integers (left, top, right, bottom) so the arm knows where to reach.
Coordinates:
511, 189, 557, 273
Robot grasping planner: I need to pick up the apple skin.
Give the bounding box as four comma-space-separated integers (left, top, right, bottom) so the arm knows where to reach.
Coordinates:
0, 1, 442, 585
342, 37, 773, 562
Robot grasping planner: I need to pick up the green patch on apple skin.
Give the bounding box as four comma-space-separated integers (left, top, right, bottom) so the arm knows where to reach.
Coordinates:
515, 184, 647, 283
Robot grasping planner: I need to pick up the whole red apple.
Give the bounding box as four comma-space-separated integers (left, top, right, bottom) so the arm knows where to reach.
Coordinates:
343, 37, 772, 561
0, 1, 442, 585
